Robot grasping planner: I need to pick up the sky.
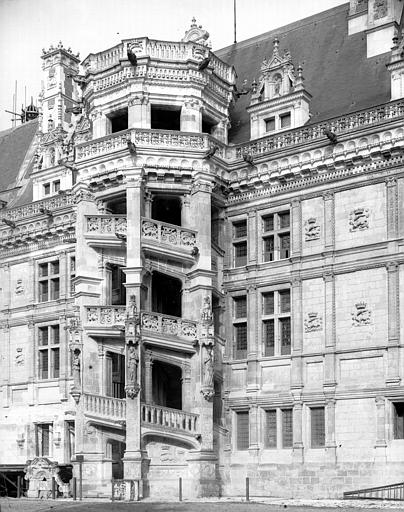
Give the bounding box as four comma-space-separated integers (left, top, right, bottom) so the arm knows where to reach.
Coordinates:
0, 0, 347, 131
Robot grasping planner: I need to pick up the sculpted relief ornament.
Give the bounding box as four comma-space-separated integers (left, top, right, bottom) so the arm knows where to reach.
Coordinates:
304, 312, 322, 333
125, 296, 141, 399
304, 218, 320, 241
200, 296, 215, 401
349, 207, 369, 232
352, 301, 372, 326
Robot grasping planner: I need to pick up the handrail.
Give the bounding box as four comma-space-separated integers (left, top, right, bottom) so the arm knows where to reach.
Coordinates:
344, 482, 404, 501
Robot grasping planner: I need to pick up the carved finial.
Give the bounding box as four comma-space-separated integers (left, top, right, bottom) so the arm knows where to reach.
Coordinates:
182, 18, 210, 45
297, 64, 303, 79
273, 36, 280, 55
191, 17, 197, 27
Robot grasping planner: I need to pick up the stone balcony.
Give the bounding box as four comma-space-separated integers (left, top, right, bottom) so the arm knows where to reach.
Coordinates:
84, 214, 198, 262
81, 393, 199, 437
75, 128, 226, 163
141, 217, 197, 263
84, 306, 198, 350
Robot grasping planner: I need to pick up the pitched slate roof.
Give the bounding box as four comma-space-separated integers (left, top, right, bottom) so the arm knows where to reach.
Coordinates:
216, 3, 392, 144
0, 119, 38, 193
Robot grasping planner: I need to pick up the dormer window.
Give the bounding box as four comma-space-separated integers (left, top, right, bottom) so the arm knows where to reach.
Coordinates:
43, 183, 51, 196
265, 117, 276, 132
53, 180, 60, 193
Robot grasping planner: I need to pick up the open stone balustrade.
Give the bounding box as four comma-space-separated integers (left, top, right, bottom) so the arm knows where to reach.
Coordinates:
236, 98, 404, 159
141, 217, 197, 249
76, 131, 130, 162
86, 215, 127, 235
0, 193, 75, 222
82, 393, 126, 421
141, 403, 199, 434
84, 307, 198, 342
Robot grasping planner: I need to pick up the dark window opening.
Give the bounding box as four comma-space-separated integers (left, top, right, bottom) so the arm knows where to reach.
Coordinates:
108, 440, 126, 480
236, 411, 249, 450
311, 407, 325, 448
108, 197, 127, 215
151, 195, 181, 226
280, 112, 291, 129
265, 410, 277, 448
202, 115, 216, 135
265, 117, 276, 132
152, 271, 182, 317
108, 109, 128, 133
234, 322, 247, 359
106, 352, 125, 399
394, 403, 404, 439
152, 360, 182, 410
111, 265, 126, 305
151, 105, 181, 131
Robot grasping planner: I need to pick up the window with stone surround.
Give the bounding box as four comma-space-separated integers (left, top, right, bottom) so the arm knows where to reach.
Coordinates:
232, 219, 248, 267
393, 402, 404, 439
236, 411, 249, 450
310, 406, 325, 448
38, 260, 60, 302
35, 423, 53, 457
38, 324, 60, 380
233, 295, 247, 359
265, 408, 293, 449
262, 211, 290, 262
262, 289, 291, 356
65, 421, 75, 461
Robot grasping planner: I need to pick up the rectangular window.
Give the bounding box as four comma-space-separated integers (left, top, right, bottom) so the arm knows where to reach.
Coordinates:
265, 117, 276, 132
311, 407, 325, 448
43, 183, 50, 196
69, 256, 76, 296
280, 112, 291, 129
53, 180, 61, 193
234, 296, 247, 318
282, 409, 293, 448
36, 424, 52, 457
66, 421, 75, 461
233, 219, 247, 267
234, 323, 247, 359
262, 211, 291, 262
236, 411, 249, 450
38, 325, 60, 380
394, 403, 404, 439
265, 410, 277, 448
38, 260, 60, 302
262, 289, 291, 357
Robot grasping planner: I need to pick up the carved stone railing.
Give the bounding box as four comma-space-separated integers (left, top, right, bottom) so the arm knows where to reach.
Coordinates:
236, 99, 404, 159
76, 130, 130, 162
141, 403, 199, 434
85, 215, 127, 235
0, 193, 75, 221
141, 217, 197, 249
85, 306, 126, 326
141, 311, 198, 341
82, 393, 126, 421
133, 128, 207, 150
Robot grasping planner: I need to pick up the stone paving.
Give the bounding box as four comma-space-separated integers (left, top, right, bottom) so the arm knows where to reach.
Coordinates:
2, 498, 404, 512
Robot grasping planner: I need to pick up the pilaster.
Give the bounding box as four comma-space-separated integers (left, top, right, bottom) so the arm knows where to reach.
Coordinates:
291, 276, 303, 389
247, 284, 259, 392
386, 261, 401, 386
386, 177, 398, 239
325, 397, 337, 464
291, 198, 302, 257
247, 209, 257, 264
292, 399, 304, 463
323, 191, 335, 250
248, 402, 260, 456
375, 395, 387, 462
323, 271, 337, 389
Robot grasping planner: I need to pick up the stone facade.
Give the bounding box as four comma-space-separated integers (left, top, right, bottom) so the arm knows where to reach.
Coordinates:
1, 4, 404, 500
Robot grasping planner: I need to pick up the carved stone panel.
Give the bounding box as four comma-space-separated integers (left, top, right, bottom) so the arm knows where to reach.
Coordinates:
304, 312, 322, 332
15, 348, 24, 366
349, 207, 369, 232
352, 301, 372, 326
374, 0, 388, 19
304, 218, 320, 241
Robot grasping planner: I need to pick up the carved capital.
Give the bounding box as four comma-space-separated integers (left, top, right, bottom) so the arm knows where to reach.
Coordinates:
375, 395, 385, 407
386, 176, 397, 187
386, 261, 399, 273
323, 271, 334, 283
322, 191, 334, 201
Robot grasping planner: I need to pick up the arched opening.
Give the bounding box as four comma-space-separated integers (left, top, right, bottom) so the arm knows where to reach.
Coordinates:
152, 361, 182, 410
151, 272, 182, 317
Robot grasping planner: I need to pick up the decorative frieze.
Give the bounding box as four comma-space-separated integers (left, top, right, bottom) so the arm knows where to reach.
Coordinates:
304, 217, 320, 241
373, 0, 388, 19
352, 301, 372, 326
304, 312, 322, 332
86, 215, 127, 235
141, 312, 198, 341
141, 218, 197, 249
349, 207, 369, 232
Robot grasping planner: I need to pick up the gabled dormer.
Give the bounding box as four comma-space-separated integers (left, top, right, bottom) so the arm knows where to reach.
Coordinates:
247, 37, 311, 140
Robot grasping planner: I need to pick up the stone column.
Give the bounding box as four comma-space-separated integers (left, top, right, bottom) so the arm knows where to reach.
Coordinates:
386, 261, 401, 386
91, 110, 108, 138
144, 191, 153, 219
98, 346, 106, 396
144, 352, 153, 404
128, 95, 150, 129
323, 192, 335, 250
375, 396, 387, 461
323, 271, 337, 389
292, 399, 304, 463
181, 194, 191, 228
325, 398, 337, 463
291, 276, 303, 389
180, 99, 202, 133
291, 199, 302, 257
386, 177, 398, 239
